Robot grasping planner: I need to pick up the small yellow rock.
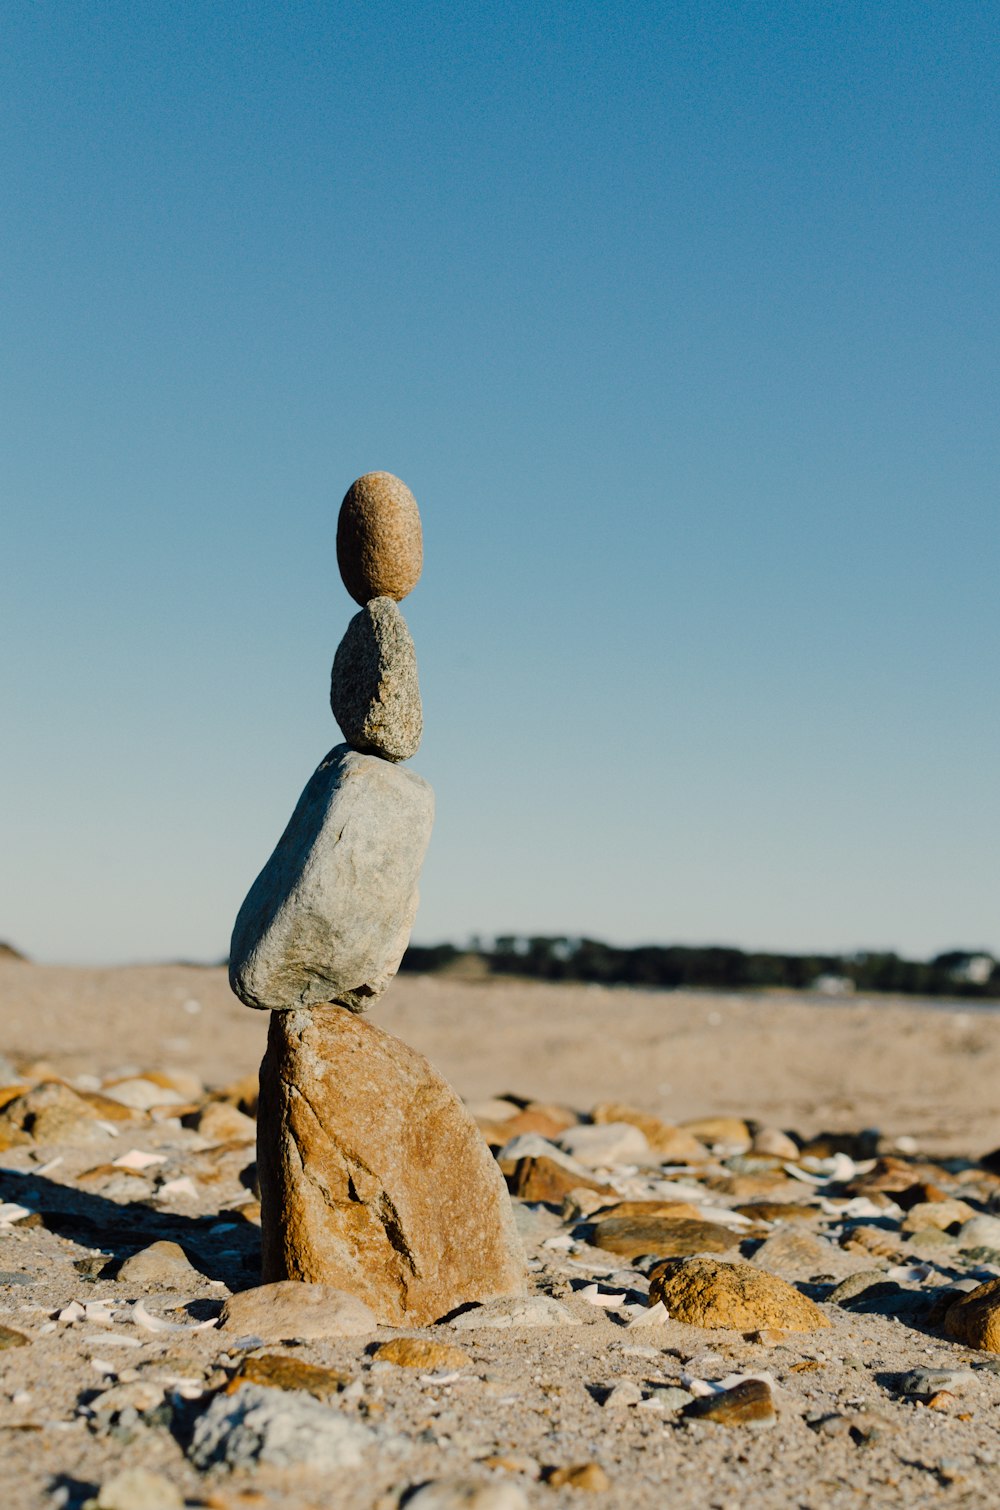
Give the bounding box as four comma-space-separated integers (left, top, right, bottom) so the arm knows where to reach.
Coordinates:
374, 1336, 473, 1370
547, 1462, 611, 1491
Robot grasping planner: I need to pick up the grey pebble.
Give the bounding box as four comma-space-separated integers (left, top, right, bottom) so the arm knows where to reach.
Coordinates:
188, 1381, 373, 1471
330, 596, 422, 761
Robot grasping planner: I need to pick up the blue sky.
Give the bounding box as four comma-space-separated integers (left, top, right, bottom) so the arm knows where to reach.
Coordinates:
2, 1, 997, 964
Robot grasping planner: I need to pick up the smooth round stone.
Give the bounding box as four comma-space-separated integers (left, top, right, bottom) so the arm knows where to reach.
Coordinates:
330, 597, 422, 761
337, 471, 422, 605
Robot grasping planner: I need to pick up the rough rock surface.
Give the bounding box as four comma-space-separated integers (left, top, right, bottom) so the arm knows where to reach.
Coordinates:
229, 745, 433, 1013
257, 1008, 526, 1325
945, 1276, 1000, 1352
648, 1256, 830, 1332
336, 471, 423, 606
219, 1280, 379, 1340
330, 597, 422, 761
592, 1214, 740, 1260
188, 1381, 373, 1471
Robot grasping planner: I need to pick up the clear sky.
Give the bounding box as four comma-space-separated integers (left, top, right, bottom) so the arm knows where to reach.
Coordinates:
2, 1, 997, 965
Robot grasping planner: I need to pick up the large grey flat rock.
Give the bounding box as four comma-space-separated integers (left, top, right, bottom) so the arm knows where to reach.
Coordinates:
229, 745, 433, 1013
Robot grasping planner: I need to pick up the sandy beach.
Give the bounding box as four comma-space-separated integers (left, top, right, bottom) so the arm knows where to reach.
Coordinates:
2, 960, 1000, 1509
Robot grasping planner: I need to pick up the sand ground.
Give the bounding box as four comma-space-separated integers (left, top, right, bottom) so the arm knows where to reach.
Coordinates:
2, 961, 1000, 1510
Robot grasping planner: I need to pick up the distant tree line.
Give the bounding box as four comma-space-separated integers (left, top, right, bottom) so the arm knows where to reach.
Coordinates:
400, 937, 1000, 999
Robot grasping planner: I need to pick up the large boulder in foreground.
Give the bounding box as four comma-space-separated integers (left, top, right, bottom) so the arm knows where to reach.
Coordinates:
229, 745, 433, 1013
258, 1008, 527, 1325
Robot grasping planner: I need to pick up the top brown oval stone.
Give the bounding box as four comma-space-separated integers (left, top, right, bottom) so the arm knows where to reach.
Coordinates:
337, 472, 423, 605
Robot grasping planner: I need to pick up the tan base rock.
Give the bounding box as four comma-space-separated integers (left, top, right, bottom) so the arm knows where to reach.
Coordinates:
945, 1276, 1000, 1352
648, 1255, 830, 1332
257, 1008, 526, 1325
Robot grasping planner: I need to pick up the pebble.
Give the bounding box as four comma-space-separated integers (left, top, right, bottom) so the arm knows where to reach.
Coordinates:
957, 1214, 1000, 1250
556, 1121, 651, 1167
101, 1078, 184, 1111
447, 1296, 579, 1329
503, 1154, 615, 1204
86, 1468, 184, 1510
683, 1377, 777, 1428
547, 1463, 612, 1491
336, 470, 423, 606
0, 1080, 105, 1146
602, 1378, 643, 1409
590, 1103, 709, 1162
331, 597, 423, 761
750, 1127, 801, 1160
899, 1367, 978, 1398
679, 1116, 752, 1153
189, 1101, 257, 1144
226, 1354, 349, 1398
188, 1381, 373, 1471
593, 1215, 739, 1260
219, 1281, 379, 1340
402, 1481, 528, 1510
751, 1227, 836, 1274
648, 1256, 830, 1332
374, 1338, 473, 1371
0, 1323, 29, 1348
117, 1241, 200, 1285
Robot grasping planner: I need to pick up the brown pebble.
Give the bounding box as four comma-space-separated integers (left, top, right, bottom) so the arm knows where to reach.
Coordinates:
0, 1323, 29, 1349
684, 1378, 776, 1428
226, 1353, 349, 1398
945, 1275, 1000, 1352
598, 1216, 739, 1261
547, 1462, 611, 1491
503, 1155, 614, 1204
374, 1337, 473, 1371
336, 471, 422, 605
649, 1256, 829, 1332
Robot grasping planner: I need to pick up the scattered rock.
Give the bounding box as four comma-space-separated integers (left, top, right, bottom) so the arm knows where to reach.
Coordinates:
337, 471, 423, 606
229, 745, 434, 1013
828, 1271, 899, 1307
87, 1468, 184, 1510
679, 1116, 751, 1152
594, 1215, 739, 1260
899, 1367, 978, 1398
0, 1323, 29, 1348
602, 1378, 643, 1409
547, 1462, 611, 1491
257, 1008, 526, 1324
751, 1228, 836, 1274
190, 1101, 257, 1143
101, 1077, 184, 1111
117, 1241, 200, 1286
0, 1080, 103, 1145
227, 1354, 350, 1398
331, 597, 422, 761
750, 1127, 801, 1160
503, 1155, 614, 1204
945, 1276, 1000, 1352
590, 1103, 709, 1162
403, 1481, 528, 1510
219, 1281, 378, 1340
683, 1378, 776, 1428
648, 1257, 829, 1332
447, 1296, 579, 1329
957, 1214, 1000, 1250
734, 1202, 822, 1225
188, 1381, 373, 1471
556, 1122, 650, 1168
374, 1337, 473, 1370
902, 1199, 975, 1233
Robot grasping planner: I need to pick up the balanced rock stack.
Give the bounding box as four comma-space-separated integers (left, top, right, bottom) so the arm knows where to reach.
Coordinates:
229, 472, 525, 1325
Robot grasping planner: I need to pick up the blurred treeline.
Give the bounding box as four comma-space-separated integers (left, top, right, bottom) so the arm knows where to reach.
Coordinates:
400, 937, 1000, 999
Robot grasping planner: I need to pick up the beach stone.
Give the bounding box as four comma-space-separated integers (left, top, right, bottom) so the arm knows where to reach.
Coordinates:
188, 1381, 372, 1472
944, 1276, 1000, 1352
957, 1214, 1000, 1250
257, 1008, 525, 1325
751, 1228, 836, 1275
648, 1257, 830, 1332
229, 744, 434, 1013
190, 1100, 257, 1143
117, 1241, 200, 1285
593, 1199, 703, 1222
751, 1127, 801, 1160
403, 1482, 528, 1510
591, 1103, 710, 1162
902, 1199, 975, 1233
101, 1077, 184, 1110
220, 1281, 378, 1340
900, 1367, 978, 1398
594, 1216, 738, 1261
557, 1121, 650, 1167
734, 1202, 822, 1225
683, 1378, 776, 1428
503, 1155, 614, 1204
0, 1324, 29, 1349
375, 1337, 473, 1370
680, 1116, 752, 1152
89, 1468, 184, 1510
447, 1295, 578, 1329
330, 597, 422, 761
227, 1354, 350, 1398
337, 471, 422, 606
547, 1463, 611, 1492
0, 1080, 104, 1146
